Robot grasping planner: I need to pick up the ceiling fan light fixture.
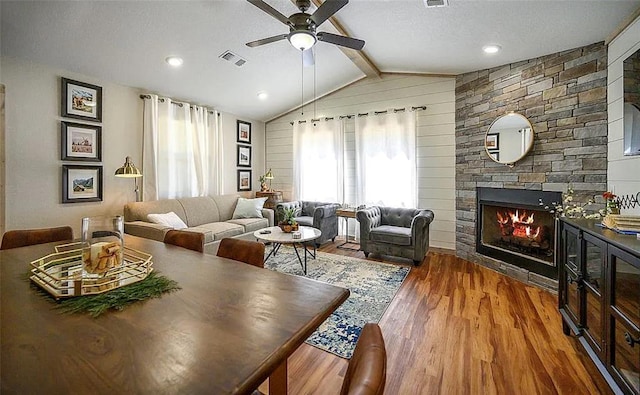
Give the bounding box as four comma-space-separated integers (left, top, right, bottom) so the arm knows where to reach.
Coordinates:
288, 30, 316, 51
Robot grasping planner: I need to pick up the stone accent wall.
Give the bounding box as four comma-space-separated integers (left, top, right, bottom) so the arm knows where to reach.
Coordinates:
455, 42, 608, 292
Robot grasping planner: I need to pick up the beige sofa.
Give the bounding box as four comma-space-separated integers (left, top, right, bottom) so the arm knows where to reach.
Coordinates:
123, 194, 274, 254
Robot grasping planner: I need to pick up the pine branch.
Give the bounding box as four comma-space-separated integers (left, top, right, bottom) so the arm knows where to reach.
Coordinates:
57, 271, 180, 317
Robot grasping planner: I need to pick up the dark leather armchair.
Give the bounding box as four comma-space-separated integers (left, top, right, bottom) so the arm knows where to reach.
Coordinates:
276, 200, 340, 246
357, 206, 435, 265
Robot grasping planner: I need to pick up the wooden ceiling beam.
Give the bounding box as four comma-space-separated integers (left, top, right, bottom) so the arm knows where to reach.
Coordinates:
291, 0, 381, 78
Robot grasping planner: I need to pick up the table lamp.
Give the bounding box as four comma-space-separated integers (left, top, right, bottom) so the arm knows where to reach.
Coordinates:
264, 169, 274, 191
115, 156, 143, 202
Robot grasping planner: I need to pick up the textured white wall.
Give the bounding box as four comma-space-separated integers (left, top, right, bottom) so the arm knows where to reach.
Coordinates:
265, 74, 456, 250
0, 56, 265, 235
608, 14, 640, 215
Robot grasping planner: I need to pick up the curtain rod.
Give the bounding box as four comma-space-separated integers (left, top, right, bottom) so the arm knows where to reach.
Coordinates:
289, 106, 426, 125
140, 94, 216, 114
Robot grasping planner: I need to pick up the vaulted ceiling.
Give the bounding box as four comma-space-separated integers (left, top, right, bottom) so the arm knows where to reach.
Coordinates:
2, 0, 639, 121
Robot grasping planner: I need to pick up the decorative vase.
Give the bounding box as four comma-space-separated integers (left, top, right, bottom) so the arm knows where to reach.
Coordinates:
81, 216, 124, 278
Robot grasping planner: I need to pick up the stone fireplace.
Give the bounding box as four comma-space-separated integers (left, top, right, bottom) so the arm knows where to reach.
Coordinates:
476, 188, 561, 279
455, 42, 608, 291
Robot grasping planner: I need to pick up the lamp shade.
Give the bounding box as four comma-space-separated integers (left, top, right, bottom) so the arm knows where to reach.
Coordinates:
115, 156, 142, 178
264, 169, 274, 179
288, 30, 316, 51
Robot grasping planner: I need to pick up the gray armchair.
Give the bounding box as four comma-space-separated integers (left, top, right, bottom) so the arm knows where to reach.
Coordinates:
276, 200, 340, 246
357, 206, 435, 265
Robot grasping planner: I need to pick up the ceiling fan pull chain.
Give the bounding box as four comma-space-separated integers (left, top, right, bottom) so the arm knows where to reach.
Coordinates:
313, 47, 317, 123
301, 50, 304, 116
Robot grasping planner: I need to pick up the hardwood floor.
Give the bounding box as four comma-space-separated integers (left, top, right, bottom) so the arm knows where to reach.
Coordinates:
269, 239, 611, 395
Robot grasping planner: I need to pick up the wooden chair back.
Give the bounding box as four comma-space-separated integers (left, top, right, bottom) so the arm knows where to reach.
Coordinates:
1, 226, 73, 250
216, 238, 265, 268
163, 230, 204, 253
340, 323, 387, 395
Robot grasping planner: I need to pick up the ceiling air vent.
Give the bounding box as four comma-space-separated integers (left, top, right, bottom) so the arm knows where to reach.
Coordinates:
219, 50, 247, 67
424, 0, 448, 7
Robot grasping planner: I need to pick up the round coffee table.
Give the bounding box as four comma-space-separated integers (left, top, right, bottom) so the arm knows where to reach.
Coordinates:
254, 226, 321, 274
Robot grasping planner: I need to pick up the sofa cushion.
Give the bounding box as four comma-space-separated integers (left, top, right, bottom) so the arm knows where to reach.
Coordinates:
295, 216, 313, 227
178, 196, 220, 227
147, 212, 188, 229
370, 225, 412, 246
232, 197, 267, 219
124, 200, 187, 223
227, 217, 269, 233
212, 194, 242, 221
192, 222, 244, 241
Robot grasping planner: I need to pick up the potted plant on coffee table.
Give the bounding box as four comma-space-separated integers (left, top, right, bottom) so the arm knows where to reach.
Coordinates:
279, 208, 299, 233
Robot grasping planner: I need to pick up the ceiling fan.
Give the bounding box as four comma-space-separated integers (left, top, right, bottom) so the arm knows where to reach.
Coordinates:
246, 0, 365, 65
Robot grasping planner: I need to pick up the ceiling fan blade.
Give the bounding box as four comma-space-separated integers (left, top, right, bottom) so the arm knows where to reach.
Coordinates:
247, 0, 291, 26
303, 49, 314, 67
310, 0, 348, 27
246, 34, 288, 47
317, 32, 365, 50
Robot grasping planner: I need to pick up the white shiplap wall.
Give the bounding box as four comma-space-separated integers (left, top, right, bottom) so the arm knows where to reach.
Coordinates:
265, 74, 456, 249
608, 14, 640, 215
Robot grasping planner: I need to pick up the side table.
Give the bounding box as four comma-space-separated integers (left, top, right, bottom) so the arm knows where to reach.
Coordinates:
256, 191, 284, 211
336, 208, 359, 250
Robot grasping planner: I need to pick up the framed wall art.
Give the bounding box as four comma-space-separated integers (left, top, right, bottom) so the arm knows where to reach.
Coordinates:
237, 145, 252, 167
61, 121, 102, 162
486, 133, 499, 150
237, 169, 252, 192
237, 120, 251, 144
61, 77, 103, 122
62, 165, 103, 203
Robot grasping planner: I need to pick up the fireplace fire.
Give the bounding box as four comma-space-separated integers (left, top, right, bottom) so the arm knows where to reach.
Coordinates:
485, 206, 553, 264
476, 187, 561, 279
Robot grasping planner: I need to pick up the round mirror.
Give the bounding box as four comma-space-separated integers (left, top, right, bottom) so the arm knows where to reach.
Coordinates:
485, 112, 534, 165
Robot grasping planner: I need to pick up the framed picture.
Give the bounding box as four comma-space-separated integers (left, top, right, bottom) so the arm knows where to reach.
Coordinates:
61, 77, 103, 122
237, 120, 251, 144
486, 133, 499, 150
489, 150, 500, 161
62, 165, 103, 203
61, 121, 102, 162
237, 169, 252, 192
237, 145, 252, 167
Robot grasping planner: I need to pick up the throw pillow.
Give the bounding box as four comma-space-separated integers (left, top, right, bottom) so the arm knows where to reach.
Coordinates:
232, 197, 268, 219
147, 212, 188, 229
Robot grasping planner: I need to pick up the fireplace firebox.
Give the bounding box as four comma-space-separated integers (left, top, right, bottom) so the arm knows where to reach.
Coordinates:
476, 187, 562, 279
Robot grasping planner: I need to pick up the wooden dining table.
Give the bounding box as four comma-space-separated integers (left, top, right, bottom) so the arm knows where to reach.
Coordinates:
0, 234, 349, 394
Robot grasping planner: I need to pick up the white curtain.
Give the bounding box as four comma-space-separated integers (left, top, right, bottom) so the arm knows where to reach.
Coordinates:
293, 118, 344, 202
355, 110, 416, 208
142, 94, 222, 201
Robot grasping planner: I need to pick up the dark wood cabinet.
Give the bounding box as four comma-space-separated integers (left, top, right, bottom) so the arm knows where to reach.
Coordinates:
558, 218, 640, 394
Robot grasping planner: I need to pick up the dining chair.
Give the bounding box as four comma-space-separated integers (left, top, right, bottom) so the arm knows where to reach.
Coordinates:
216, 238, 265, 268
0, 226, 74, 250
341, 323, 387, 395
163, 230, 205, 253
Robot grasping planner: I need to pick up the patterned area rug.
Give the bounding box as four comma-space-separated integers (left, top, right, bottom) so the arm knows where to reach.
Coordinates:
264, 246, 409, 359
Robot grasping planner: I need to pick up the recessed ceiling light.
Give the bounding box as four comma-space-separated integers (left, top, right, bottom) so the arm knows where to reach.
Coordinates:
257, 91, 268, 100
165, 56, 183, 67
483, 45, 501, 54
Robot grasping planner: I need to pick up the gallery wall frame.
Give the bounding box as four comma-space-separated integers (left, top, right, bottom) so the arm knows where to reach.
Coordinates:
486, 133, 499, 150
61, 121, 102, 162
237, 144, 252, 167
237, 169, 252, 192
237, 120, 251, 144
62, 165, 103, 203
61, 77, 103, 122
